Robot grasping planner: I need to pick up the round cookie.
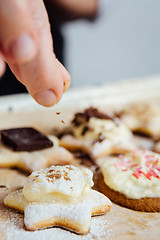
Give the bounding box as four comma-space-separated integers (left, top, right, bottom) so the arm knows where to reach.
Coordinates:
98, 150, 160, 212
98, 173, 160, 212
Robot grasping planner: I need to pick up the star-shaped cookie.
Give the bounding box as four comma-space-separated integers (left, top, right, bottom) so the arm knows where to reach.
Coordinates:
117, 102, 160, 139
60, 107, 136, 159
0, 128, 73, 173
4, 165, 112, 234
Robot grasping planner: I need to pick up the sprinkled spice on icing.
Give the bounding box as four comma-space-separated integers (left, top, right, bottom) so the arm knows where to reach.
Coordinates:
46, 169, 71, 182
22, 165, 94, 203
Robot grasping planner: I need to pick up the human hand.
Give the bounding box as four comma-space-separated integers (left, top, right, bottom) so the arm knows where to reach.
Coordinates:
0, 0, 71, 107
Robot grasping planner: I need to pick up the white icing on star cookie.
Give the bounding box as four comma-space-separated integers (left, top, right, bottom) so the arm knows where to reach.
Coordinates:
23, 165, 93, 203
4, 165, 112, 234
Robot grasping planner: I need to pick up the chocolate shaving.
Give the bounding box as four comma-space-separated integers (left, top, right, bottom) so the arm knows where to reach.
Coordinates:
97, 133, 105, 143
1, 127, 53, 152
0, 185, 7, 188
133, 131, 151, 138
72, 107, 119, 127
58, 131, 73, 139
74, 151, 99, 170
81, 126, 93, 136
114, 110, 124, 118
92, 133, 106, 144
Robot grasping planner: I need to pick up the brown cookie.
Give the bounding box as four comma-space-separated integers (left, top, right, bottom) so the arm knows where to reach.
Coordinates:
98, 173, 160, 213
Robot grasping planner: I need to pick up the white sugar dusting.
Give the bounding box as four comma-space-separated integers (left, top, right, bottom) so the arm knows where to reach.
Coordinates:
0, 207, 112, 240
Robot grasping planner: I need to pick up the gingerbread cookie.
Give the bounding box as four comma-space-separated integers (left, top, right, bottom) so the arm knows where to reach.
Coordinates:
4, 165, 112, 234
98, 149, 160, 212
0, 128, 73, 173
60, 107, 135, 160
117, 103, 160, 139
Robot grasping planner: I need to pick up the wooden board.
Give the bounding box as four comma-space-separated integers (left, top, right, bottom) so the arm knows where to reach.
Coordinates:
0, 77, 160, 240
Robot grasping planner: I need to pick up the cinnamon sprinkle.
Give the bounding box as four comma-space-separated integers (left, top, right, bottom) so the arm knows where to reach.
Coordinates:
48, 173, 61, 180
66, 166, 73, 171
63, 171, 71, 181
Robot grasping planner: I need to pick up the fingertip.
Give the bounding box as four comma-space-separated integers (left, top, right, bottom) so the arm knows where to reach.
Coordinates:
34, 89, 58, 107
63, 77, 71, 93
56, 59, 71, 93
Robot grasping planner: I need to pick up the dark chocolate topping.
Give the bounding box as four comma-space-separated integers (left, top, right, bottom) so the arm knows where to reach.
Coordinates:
74, 151, 99, 170
81, 126, 93, 136
0, 185, 7, 188
1, 127, 53, 152
72, 107, 119, 127
95, 133, 106, 143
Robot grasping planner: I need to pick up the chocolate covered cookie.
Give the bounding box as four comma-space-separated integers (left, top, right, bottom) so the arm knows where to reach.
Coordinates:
1, 127, 53, 151
0, 128, 73, 173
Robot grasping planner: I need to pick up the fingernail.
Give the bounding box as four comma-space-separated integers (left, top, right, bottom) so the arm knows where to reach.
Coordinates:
9, 33, 36, 62
35, 90, 57, 107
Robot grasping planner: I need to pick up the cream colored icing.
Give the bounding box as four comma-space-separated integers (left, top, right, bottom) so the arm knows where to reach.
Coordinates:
101, 149, 160, 199
121, 103, 160, 137
23, 165, 94, 203
72, 118, 132, 141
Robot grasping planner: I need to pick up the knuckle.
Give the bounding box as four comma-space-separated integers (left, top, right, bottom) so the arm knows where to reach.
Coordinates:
31, 10, 50, 32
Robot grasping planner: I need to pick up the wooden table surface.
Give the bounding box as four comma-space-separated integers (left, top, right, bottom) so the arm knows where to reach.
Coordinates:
0, 77, 160, 240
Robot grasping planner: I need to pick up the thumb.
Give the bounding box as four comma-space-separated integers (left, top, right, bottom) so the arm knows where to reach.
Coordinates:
0, 0, 37, 64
